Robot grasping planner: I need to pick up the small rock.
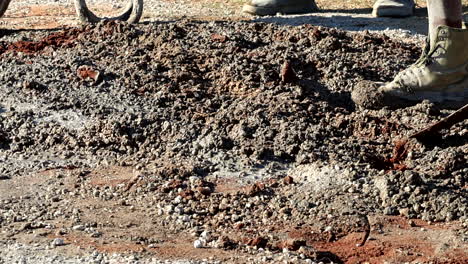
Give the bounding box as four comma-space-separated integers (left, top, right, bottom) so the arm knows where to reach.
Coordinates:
165, 205, 174, 214
211, 33, 228, 43
219, 198, 230, 210
280, 60, 296, 83
173, 196, 182, 204
193, 239, 204, 248
246, 237, 268, 249
246, 183, 264, 196
200, 230, 212, 242
196, 186, 212, 196
90, 231, 102, 238
55, 229, 67, 236
72, 225, 85, 231
51, 238, 65, 247
384, 206, 398, 216
278, 239, 307, 251
283, 176, 294, 185
399, 208, 410, 217
179, 189, 195, 199
77, 65, 102, 83
0, 175, 10, 180
22, 80, 47, 93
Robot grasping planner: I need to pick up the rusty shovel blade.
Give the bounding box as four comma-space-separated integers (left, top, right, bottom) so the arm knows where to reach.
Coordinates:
410, 104, 468, 141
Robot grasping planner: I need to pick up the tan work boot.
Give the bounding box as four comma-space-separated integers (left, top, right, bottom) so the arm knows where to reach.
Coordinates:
242, 0, 318, 16
372, 0, 415, 17
352, 25, 468, 109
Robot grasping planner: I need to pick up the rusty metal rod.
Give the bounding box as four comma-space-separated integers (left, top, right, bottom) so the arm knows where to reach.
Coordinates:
410, 103, 468, 140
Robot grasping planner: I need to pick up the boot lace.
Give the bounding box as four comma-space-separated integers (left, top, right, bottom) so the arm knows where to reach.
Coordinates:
414, 38, 444, 67
394, 37, 447, 93
394, 40, 431, 93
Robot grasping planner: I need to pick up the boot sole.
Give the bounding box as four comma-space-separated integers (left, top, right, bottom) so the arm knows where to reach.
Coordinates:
389, 91, 468, 109
372, 6, 415, 18
242, 4, 317, 16
383, 78, 468, 109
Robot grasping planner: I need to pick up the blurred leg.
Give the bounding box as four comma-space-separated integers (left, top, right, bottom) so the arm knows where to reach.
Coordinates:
427, 0, 463, 42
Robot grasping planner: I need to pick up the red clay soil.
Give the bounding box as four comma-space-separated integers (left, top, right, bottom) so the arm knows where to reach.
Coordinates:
389, 139, 409, 164
3, 165, 466, 263
287, 216, 467, 264
64, 166, 468, 263
87, 166, 136, 187
366, 138, 411, 172
0, 28, 84, 55
42, 215, 467, 264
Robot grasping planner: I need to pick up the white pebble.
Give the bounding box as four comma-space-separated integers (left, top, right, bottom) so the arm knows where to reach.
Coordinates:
72, 225, 85, 231
200, 230, 211, 242
193, 239, 204, 248
51, 238, 65, 247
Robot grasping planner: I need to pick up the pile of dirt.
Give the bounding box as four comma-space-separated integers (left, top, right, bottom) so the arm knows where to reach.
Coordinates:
0, 21, 466, 263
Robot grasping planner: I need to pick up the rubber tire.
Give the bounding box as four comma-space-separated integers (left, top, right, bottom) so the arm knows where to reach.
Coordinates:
0, 0, 12, 18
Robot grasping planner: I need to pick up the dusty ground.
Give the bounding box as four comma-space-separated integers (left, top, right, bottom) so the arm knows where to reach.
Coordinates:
0, 0, 467, 264
1, 0, 468, 31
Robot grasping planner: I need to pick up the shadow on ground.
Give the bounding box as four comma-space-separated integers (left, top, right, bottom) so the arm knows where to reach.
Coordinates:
252, 11, 428, 35
251, 7, 468, 36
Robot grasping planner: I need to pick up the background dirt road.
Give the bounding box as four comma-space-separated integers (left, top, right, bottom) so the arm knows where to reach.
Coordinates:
1, 0, 467, 31
1, 0, 467, 263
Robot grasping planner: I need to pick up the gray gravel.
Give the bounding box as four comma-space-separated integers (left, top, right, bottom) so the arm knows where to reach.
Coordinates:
0, 242, 199, 264
0, 2, 467, 263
